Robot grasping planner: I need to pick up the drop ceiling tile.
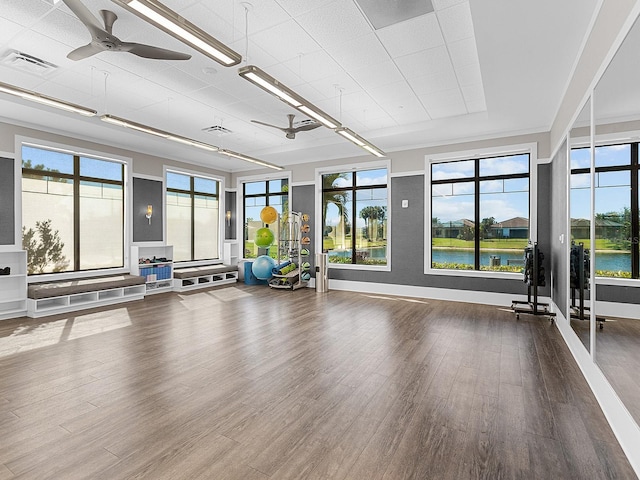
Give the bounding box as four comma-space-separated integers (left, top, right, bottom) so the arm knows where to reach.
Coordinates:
437, 2, 474, 44
282, 50, 344, 83
308, 71, 362, 99
0, 64, 48, 90
181, 3, 235, 45
366, 81, 418, 109
189, 85, 241, 109
407, 68, 458, 96
148, 67, 208, 94
455, 62, 483, 87
324, 33, 389, 71
388, 103, 430, 124
395, 45, 452, 79
36, 7, 95, 50
432, 0, 467, 11
461, 84, 486, 109
376, 13, 444, 58
295, 1, 372, 50
0, 18, 23, 46
1, 0, 52, 27
448, 37, 480, 69
229, 0, 291, 36
249, 20, 321, 63
275, 0, 336, 17
350, 60, 404, 90
419, 88, 466, 119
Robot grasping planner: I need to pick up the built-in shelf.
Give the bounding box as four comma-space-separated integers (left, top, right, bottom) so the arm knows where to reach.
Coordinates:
0, 250, 27, 320
131, 245, 174, 294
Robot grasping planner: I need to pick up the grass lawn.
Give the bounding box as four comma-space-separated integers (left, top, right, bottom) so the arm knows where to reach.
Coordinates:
432, 238, 529, 249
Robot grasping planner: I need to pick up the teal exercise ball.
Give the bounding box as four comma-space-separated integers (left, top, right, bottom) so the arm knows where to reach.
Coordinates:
252, 255, 276, 280
255, 227, 275, 248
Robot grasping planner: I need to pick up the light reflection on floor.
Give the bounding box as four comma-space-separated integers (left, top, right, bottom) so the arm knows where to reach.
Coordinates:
364, 294, 429, 304
177, 287, 253, 310
0, 308, 133, 358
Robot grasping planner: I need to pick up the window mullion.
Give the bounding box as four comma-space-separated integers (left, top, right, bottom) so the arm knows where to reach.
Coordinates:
73, 155, 80, 271
474, 160, 480, 270
632, 144, 639, 279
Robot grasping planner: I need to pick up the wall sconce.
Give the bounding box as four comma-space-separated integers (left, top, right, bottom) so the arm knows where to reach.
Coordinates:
225, 210, 231, 227
146, 204, 153, 224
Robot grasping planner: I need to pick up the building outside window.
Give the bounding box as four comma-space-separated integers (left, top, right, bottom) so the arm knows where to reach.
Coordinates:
21, 144, 125, 274
166, 171, 220, 263
242, 178, 289, 259
321, 167, 388, 266
570, 143, 636, 278
430, 153, 530, 272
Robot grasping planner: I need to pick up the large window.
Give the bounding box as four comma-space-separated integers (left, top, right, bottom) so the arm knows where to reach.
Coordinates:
243, 179, 288, 259
166, 171, 220, 262
321, 167, 388, 266
430, 153, 530, 272
22, 144, 125, 274
570, 143, 636, 278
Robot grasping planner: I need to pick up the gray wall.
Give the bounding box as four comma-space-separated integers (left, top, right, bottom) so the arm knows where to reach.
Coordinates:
132, 177, 163, 243
225, 190, 236, 240
550, 141, 568, 317
292, 185, 316, 275
0, 157, 15, 245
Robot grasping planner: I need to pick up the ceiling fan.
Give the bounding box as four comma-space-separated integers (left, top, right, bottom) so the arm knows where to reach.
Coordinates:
62, 0, 191, 61
251, 114, 321, 139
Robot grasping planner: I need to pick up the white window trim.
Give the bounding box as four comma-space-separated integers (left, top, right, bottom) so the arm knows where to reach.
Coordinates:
315, 159, 391, 272
164, 165, 225, 267
17, 135, 132, 282
236, 171, 292, 261
0, 150, 20, 251
424, 143, 538, 279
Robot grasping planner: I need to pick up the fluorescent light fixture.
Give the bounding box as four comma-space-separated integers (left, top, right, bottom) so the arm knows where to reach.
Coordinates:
101, 114, 169, 138
111, 0, 241, 66
239, 65, 341, 130
218, 149, 284, 171
0, 81, 96, 117
335, 127, 386, 158
101, 114, 280, 169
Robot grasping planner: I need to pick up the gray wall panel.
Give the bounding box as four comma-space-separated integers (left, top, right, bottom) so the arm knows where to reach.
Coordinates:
225, 190, 236, 240
0, 157, 15, 245
550, 140, 568, 317
132, 177, 163, 243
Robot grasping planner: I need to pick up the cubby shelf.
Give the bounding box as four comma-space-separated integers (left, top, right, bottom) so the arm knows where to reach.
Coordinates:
0, 250, 27, 320
131, 245, 174, 294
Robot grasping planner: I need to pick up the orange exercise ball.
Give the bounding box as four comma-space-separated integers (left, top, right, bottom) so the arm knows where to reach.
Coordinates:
260, 206, 278, 224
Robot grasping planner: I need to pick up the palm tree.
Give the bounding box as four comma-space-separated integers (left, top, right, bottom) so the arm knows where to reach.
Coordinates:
322, 173, 351, 250
360, 206, 386, 241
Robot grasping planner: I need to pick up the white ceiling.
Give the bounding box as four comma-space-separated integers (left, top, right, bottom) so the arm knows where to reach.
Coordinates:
0, 0, 599, 171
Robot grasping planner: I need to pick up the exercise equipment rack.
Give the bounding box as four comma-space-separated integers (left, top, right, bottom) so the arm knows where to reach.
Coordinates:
569, 242, 605, 330
512, 242, 555, 323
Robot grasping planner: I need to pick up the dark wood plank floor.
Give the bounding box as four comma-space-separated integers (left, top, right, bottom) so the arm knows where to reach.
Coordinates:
0, 285, 636, 479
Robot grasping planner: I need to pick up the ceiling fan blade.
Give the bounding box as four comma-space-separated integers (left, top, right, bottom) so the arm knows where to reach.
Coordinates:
67, 43, 102, 61
99, 10, 118, 35
293, 123, 322, 132
121, 43, 191, 60
251, 120, 286, 131
62, 0, 105, 37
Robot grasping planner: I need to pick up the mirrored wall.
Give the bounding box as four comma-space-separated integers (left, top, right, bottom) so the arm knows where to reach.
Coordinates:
591, 13, 640, 428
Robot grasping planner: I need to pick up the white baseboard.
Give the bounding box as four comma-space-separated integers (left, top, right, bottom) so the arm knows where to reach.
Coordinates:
553, 303, 640, 477
596, 300, 640, 320
327, 279, 548, 307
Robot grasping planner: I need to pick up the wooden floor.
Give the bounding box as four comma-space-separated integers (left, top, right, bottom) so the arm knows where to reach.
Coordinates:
0, 285, 636, 479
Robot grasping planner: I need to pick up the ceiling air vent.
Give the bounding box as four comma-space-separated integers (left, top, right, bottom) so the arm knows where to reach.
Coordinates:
202, 125, 232, 135
1, 51, 58, 76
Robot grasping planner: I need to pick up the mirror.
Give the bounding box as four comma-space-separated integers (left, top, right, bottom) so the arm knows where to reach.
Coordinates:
593, 14, 640, 426
568, 98, 592, 353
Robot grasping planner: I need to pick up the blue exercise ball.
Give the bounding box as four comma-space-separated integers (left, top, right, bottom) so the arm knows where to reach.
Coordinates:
252, 255, 276, 280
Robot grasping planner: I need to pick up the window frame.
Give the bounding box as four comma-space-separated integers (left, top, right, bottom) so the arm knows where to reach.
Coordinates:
315, 160, 391, 272
18, 136, 132, 281
164, 166, 224, 266
425, 143, 538, 278
236, 171, 292, 261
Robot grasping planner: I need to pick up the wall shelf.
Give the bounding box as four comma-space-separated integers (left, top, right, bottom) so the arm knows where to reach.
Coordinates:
0, 250, 27, 320
131, 245, 174, 294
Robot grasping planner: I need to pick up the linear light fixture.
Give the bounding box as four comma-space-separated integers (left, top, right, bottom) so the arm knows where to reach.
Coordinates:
111, 0, 242, 66
238, 65, 341, 129
218, 148, 284, 171
101, 114, 282, 169
0, 81, 97, 117
335, 127, 386, 158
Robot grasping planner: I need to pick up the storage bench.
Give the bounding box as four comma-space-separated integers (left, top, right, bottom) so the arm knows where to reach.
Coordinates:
173, 264, 238, 292
27, 274, 146, 318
